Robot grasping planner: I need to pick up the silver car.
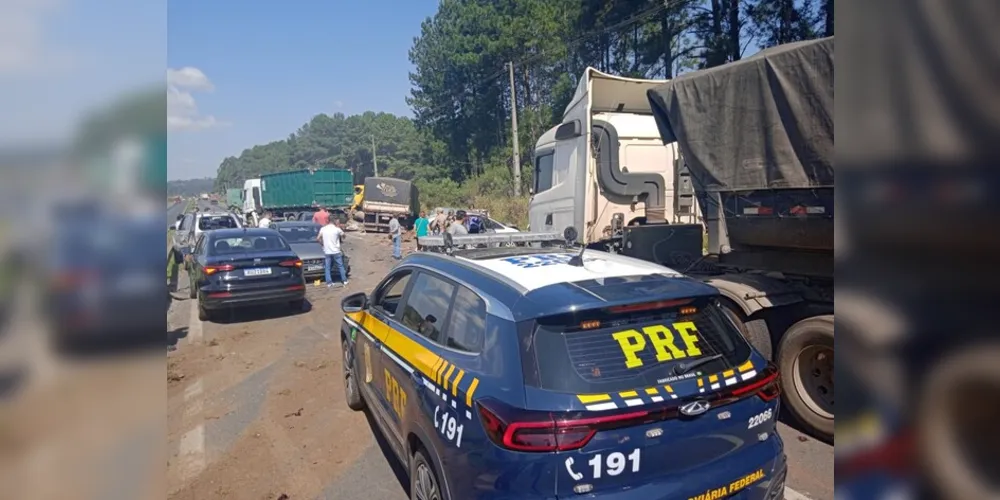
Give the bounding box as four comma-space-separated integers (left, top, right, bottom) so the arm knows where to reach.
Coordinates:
272, 221, 351, 281
170, 211, 243, 269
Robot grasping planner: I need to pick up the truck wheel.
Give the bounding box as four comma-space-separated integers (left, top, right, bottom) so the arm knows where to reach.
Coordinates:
777, 315, 834, 440
720, 301, 772, 360
919, 345, 1000, 500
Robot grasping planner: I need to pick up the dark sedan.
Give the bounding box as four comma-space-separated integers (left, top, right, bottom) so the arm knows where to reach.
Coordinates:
187, 228, 305, 321
272, 221, 351, 281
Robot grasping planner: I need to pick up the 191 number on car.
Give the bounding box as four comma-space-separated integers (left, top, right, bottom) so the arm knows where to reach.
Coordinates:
564, 449, 641, 482
434, 406, 464, 448
748, 408, 773, 429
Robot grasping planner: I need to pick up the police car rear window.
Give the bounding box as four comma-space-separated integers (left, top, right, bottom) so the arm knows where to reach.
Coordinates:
529, 297, 751, 394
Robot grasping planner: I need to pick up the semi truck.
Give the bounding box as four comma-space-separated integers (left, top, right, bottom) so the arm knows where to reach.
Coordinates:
241, 169, 354, 226
361, 177, 419, 232
529, 37, 834, 439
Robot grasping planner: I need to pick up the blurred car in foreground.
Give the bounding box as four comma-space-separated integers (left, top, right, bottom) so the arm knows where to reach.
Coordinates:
45, 206, 164, 350
187, 228, 306, 321
272, 221, 351, 281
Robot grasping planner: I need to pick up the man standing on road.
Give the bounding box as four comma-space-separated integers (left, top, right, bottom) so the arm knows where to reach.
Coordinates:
414, 210, 429, 251
388, 215, 402, 260
258, 211, 272, 228
317, 218, 349, 287
312, 206, 330, 226
447, 210, 469, 236
430, 208, 446, 235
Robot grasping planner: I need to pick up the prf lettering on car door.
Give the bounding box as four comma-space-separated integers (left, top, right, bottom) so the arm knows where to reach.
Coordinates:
384, 369, 408, 419
612, 322, 704, 369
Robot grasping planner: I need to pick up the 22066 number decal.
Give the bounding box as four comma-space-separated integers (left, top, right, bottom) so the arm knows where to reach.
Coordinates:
747, 408, 773, 429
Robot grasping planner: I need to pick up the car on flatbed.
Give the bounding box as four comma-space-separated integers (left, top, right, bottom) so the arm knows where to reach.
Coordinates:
187, 227, 306, 321
338, 230, 786, 500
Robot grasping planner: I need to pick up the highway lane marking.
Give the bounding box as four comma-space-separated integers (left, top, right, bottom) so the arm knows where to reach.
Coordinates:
187, 296, 203, 345
183, 379, 203, 421
785, 487, 814, 500
177, 424, 205, 484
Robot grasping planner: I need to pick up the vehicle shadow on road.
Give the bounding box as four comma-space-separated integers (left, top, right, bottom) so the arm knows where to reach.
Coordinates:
167, 326, 188, 349
207, 300, 314, 325
362, 407, 411, 496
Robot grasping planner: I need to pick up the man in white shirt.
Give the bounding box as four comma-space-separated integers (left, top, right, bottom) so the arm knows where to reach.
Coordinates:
317, 218, 348, 287
258, 211, 272, 228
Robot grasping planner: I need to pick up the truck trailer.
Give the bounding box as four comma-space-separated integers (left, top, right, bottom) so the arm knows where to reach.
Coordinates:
361, 177, 419, 233
529, 37, 834, 439
241, 169, 354, 226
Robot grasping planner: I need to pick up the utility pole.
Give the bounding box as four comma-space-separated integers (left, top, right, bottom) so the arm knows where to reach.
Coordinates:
371, 135, 379, 177
507, 61, 522, 196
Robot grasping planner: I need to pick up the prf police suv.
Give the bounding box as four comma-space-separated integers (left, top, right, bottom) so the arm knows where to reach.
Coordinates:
338, 230, 786, 500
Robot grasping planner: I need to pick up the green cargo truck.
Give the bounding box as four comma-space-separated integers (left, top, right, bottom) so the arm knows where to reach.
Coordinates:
226, 188, 243, 210
254, 169, 354, 220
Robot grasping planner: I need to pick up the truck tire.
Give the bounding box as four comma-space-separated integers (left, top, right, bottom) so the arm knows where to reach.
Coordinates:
777, 315, 834, 440
918, 344, 1000, 500
719, 300, 772, 360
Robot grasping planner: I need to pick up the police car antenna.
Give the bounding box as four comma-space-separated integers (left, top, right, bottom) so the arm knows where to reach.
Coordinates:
564, 227, 586, 267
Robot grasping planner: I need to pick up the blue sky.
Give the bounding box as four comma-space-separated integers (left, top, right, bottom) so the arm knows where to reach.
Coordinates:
167, 0, 440, 180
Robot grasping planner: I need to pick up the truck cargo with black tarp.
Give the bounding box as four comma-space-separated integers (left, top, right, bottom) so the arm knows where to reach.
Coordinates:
646, 37, 834, 440
361, 177, 419, 232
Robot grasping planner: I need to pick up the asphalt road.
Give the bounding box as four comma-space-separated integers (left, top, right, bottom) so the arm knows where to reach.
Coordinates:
166, 230, 834, 500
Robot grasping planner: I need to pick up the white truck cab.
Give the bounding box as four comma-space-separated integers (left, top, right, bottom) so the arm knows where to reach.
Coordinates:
529, 68, 700, 248
242, 178, 262, 227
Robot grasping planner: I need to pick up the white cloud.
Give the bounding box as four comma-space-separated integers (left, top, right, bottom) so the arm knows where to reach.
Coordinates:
334, 100, 344, 108
167, 66, 226, 131
0, 0, 76, 76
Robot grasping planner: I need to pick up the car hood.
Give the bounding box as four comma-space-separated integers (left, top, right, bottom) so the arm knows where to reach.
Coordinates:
289, 242, 325, 260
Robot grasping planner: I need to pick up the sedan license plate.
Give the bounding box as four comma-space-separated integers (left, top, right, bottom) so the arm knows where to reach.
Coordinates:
244, 267, 272, 277
306, 265, 323, 271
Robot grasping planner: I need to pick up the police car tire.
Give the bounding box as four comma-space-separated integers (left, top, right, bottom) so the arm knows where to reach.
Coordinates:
777, 315, 834, 440
344, 343, 365, 411
410, 448, 445, 500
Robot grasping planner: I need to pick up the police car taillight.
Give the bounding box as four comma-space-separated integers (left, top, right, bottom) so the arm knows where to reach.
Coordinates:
726, 363, 781, 402
477, 399, 650, 452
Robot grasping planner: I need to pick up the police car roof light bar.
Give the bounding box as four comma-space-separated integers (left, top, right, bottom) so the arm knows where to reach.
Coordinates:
418, 230, 572, 255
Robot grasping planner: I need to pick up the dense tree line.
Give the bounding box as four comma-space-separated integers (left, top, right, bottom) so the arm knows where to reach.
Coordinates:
213, 0, 830, 211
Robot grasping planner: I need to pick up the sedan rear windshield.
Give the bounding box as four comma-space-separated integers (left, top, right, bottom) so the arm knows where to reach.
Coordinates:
209, 235, 289, 255
198, 215, 239, 231
277, 226, 319, 243
528, 297, 751, 394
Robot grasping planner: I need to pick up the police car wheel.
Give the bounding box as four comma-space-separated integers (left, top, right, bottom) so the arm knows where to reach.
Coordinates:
410, 449, 442, 500
343, 343, 365, 411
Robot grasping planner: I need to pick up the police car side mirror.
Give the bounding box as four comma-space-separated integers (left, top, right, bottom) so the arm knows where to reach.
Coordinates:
341, 292, 369, 313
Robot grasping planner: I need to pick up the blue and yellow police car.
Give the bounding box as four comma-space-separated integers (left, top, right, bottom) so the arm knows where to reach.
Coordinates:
338, 229, 786, 500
